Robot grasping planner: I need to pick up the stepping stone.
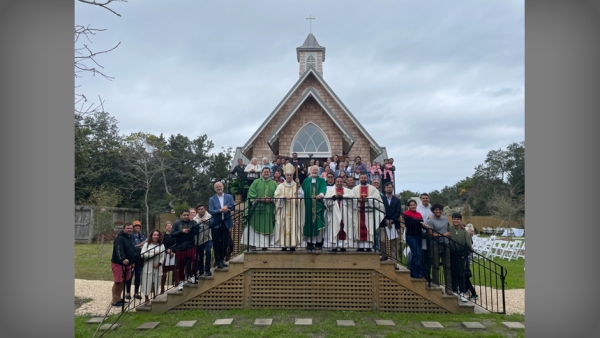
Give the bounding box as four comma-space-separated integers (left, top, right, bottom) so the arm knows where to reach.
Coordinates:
175, 320, 197, 327
375, 320, 395, 326
214, 318, 234, 325
86, 317, 104, 324
502, 322, 525, 329
137, 322, 160, 330
98, 323, 120, 331
337, 320, 356, 326
462, 322, 486, 330
421, 321, 444, 329
254, 318, 273, 326
295, 318, 312, 325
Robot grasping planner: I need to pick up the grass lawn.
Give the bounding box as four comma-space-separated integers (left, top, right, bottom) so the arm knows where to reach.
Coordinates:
75, 243, 525, 288
492, 257, 525, 290
473, 235, 525, 289
75, 309, 525, 338
75, 243, 115, 281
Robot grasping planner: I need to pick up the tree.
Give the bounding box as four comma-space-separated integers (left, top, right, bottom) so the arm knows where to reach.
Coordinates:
75, 110, 124, 204
397, 190, 420, 208
87, 184, 122, 263
121, 132, 162, 233
74, 0, 127, 121
488, 187, 525, 229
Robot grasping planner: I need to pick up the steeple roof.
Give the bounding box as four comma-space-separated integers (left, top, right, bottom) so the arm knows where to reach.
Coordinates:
299, 33, 323, 48
296, 33, 326, 61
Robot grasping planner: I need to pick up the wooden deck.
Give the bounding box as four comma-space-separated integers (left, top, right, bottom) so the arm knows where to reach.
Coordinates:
146, 251, 474, 314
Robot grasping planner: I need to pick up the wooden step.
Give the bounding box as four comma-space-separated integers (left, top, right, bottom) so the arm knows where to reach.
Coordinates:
135, 304, 152, 312
214, 267, 230, 272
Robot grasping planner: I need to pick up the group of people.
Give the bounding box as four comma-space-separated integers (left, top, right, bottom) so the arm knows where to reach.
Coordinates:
240, 161, 398, 254
230, 153, 395, 191
110, 155, 477, 308
110, 182, 237, 307
403, 193, 477, 303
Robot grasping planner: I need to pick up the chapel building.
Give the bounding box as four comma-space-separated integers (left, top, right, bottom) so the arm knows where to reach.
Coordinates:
233, 33, 388, 166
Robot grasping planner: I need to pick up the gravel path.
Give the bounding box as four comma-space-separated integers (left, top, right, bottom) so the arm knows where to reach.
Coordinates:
75, 279, 524, 317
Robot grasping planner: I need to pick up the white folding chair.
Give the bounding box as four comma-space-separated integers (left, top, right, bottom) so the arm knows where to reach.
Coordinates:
489, 240, 508, 260
502, 240, 521, 260
516, 242, 525, 260
507, 240, 523, 261
478, 239, 492, 257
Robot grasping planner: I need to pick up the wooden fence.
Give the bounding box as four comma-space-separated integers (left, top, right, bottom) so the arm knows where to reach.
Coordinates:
466, 216, 524, 233
75, 205, 142, 243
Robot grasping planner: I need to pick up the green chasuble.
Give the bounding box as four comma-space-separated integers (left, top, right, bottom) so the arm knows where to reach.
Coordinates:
246, 178, 278, 234
301, 176, 328, 237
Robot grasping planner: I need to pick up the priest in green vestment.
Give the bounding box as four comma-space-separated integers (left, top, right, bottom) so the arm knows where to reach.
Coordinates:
242, 167, 278, 250
301, 165, 327, 249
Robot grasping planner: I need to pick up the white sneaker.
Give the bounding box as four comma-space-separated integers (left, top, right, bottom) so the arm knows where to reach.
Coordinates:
460, 293, 468, 302
178, 281, 184, 291
188, 276, 196, 284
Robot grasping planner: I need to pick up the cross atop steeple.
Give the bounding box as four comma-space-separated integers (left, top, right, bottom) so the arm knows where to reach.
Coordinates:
306, 14, 315, 34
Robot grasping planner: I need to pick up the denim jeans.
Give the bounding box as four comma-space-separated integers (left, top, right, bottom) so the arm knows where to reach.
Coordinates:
406, 235, 423, 278
125, 265, 143, 295
196, 240, 213, 274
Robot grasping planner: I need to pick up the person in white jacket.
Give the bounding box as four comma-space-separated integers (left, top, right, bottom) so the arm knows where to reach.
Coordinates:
140, 230, 165, 306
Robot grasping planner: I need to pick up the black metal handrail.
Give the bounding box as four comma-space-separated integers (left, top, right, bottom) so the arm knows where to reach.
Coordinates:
108, 195, 506, 317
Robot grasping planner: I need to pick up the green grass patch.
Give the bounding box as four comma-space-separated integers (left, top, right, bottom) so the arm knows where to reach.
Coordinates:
491, 258, 524, 290
75, 243, 115, 281
76, 309, 525, 338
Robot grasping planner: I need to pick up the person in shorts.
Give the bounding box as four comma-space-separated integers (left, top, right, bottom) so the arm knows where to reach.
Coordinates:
111, 223, 136, 307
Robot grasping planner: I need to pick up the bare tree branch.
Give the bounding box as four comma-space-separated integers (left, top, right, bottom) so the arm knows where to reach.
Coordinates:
77, 0, 127, 17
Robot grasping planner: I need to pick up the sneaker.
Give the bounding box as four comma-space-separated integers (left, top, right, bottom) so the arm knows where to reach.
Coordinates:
290, 247, 296, 252
445, 288, 454, 296
340, 248, 347, 252
204, 271, 213, 278
222, 262, 229, 267
217, 262, 224, 269
177, 281, 184, 291
366, 248, 372, 252
460, 293, 468, 302
357, 248, 365, 252
188, 276, 196, 284
331, 248, 338, 252
469, 294, 478, 300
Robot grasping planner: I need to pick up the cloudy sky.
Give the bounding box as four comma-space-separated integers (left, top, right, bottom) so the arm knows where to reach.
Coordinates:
75, 0, 524, 194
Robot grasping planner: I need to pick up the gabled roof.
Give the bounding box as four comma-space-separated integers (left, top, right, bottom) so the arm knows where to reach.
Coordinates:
296, 33, 326, 61
266, 86, 355, 153
241, 67, 382, 158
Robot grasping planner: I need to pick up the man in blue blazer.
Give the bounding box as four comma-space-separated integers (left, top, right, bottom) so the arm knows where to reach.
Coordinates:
209, 181, 235, 269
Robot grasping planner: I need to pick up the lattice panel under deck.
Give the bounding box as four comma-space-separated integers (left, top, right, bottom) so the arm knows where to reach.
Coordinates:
378, 273, 447, 313
249, 269, 373, 310
168, 273, 244, 312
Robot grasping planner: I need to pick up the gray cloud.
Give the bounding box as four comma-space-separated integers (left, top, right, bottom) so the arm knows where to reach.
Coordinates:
76, 0, 524, 194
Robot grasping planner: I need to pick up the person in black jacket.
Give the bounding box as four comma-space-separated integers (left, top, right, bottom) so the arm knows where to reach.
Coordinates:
379, 182, 402, 261
230, 158, 247, 180
171, 210, 199, 290
160, 221, 176, 294
111, 223, 136, 307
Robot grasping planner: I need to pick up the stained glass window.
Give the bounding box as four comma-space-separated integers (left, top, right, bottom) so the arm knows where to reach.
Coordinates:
292, 123, 330, 155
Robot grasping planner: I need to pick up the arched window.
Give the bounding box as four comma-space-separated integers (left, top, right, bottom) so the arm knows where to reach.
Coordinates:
291, 122, 331, 157
306, 55, 316, 69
